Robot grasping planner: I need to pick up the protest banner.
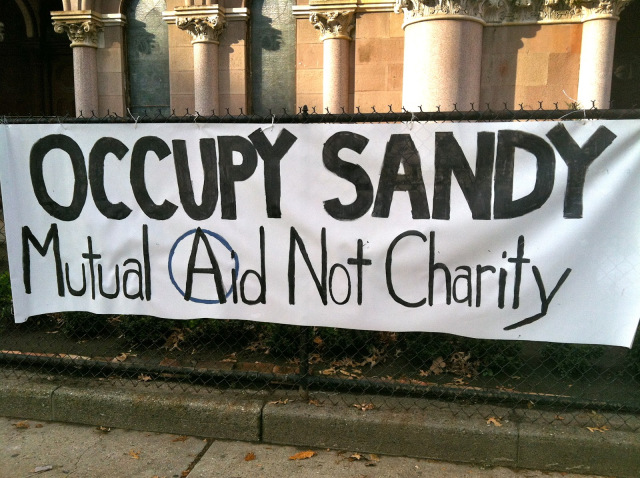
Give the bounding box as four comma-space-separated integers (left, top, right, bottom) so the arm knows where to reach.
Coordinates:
1, 120, 639, 346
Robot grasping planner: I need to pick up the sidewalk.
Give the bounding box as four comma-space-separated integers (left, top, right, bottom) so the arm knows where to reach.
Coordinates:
1, 417, 600, 478
1, 371, 638, 477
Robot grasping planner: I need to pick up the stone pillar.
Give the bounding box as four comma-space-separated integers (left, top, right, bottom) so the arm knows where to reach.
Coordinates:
576, 1, 630, 109
310, 11, 355, 113
52, 12, 102, 117
176, 11, 226, 115
395, 0, 484, 112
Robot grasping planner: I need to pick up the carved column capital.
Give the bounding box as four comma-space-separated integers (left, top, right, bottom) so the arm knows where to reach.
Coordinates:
310, 11, 355, 41
394, 0, 633, 25
571, 0, 632, 20
176, 15, 226, 44
52, 12, 103, 48
394, 0, 488, 23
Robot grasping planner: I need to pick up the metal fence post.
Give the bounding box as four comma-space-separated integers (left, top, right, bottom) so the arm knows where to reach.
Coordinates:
299, 326, 311, 399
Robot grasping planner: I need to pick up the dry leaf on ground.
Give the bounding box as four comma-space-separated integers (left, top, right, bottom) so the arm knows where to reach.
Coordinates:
138, 374, 153, 382
245, 452, 256, 461
222, 353, 237, 363
429, 356, 446, 375
289, 450, 316, 460
172, 435, 188, 442
353, 403, 375, 412
111, 353, 128, 363
268, 399, 289, 405
128, 449, 140, 459
13, 421, 30, 429
486, 417, 502, 427
587, 426, 609, 433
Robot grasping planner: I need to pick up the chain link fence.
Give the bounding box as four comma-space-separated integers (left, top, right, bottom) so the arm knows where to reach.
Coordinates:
1, 106, 640, 432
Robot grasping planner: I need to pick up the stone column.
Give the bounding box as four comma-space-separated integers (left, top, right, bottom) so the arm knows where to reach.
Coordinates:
394, 0, 484, 112
52, 12, 102, 117
176, 11, 226, 115
310, 11, 355, 113
576, 0, 630, 109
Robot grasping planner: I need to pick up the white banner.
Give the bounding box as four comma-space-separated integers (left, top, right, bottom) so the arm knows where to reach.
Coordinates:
1, 120, 639, 347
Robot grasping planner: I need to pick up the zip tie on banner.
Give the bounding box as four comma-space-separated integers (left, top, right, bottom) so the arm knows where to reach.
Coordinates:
561, 89, 588, 123
408, 112, 417, 130
127, 108, 139, 128
261, 114, 275, 133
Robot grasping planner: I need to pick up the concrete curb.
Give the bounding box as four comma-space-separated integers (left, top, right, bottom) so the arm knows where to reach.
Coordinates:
1, 373, 639, 477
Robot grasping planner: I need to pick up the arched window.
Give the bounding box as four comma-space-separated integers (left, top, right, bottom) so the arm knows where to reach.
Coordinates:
611, 1, 640, 108
0, 0, 73, 115
250, 0, 296, 114
126, 0, 170, 115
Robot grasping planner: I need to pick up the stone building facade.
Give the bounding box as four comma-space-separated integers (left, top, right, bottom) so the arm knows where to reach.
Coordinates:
1, 0, 639, 117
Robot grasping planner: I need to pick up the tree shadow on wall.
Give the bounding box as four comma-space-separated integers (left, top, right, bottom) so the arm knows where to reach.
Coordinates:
126, 17, 170, 115
481, 24, 542, 110
250, 0, 296, 115
128, 17, 158, 58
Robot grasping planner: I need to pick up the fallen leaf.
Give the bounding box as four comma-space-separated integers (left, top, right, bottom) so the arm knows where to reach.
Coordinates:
289, 450, 316, 460
429, 356, 446, 375
111, 353, 128, 363
554, 415, 565, 421
96, 426, 111, 433
138, 374, 152, 382
369, 453, 380, 461
172, 435, 188, 442
268, 399, 289, 405
13, 421, 30, 429
222, 353, 237, 363
245, 452, 256, 461
35, 424, 43, 428
353, 403, 375, 412
349, 453, 363, 461
34, 465, 53, 473
164, 329, 185, 351
313, 336, 323, 346
587, 426, 609, 433
309, 353, 322, 364
486, 417, 502, 427
128, 449, 141, 459
66, 354, 91, 361
308, 399, 321, 407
